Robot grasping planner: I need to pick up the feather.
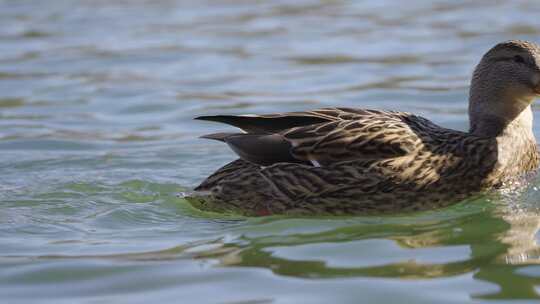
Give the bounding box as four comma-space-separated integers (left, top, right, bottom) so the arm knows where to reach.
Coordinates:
195, 114, 329, 133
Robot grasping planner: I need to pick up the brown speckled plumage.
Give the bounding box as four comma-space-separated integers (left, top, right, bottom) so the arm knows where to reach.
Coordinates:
188, 40, 540, 216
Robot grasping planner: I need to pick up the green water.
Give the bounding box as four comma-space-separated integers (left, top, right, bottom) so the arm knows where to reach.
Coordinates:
2, 0, 540, 303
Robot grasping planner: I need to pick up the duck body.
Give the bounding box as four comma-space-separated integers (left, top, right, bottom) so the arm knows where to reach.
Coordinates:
190, 107, 538, 215
188, 40, 540, 216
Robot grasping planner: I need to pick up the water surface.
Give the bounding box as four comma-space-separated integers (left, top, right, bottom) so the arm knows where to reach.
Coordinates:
2, 0, 540, 303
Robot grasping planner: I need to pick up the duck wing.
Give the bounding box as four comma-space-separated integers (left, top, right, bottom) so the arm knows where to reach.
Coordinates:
197, 108, 429, 166
195, 108, 346, 133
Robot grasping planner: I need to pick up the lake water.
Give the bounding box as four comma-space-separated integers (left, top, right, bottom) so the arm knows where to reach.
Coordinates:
2, 0, 540, 303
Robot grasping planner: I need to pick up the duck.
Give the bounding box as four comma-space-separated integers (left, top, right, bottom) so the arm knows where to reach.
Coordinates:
187, 40, 540, 216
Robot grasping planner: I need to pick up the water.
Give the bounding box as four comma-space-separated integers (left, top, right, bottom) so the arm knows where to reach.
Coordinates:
2, 0, 540, 303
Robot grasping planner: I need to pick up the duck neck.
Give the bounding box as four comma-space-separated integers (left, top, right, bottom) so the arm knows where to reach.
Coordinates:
470, 104, 535, 140
471, 100, 540, 180
468, 72, 536, 139
469, 91, 538, 172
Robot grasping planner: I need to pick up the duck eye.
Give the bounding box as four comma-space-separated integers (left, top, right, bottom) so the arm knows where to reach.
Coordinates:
513, 55, 525, 63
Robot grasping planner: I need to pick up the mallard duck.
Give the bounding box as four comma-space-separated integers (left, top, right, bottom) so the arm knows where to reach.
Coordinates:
187, 40, 540, 216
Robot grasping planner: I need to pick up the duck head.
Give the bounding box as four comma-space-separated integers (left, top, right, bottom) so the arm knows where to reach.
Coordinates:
469, 40, 540, 137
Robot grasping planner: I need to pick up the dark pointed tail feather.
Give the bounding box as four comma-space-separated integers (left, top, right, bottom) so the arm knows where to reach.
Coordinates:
200, 132, 239, 142
223, 133, 298, 166
199, 131, 302, 166
195, 114, 329, 133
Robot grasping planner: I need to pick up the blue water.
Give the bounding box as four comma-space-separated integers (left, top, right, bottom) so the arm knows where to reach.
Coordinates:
2, 0, 540, 303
